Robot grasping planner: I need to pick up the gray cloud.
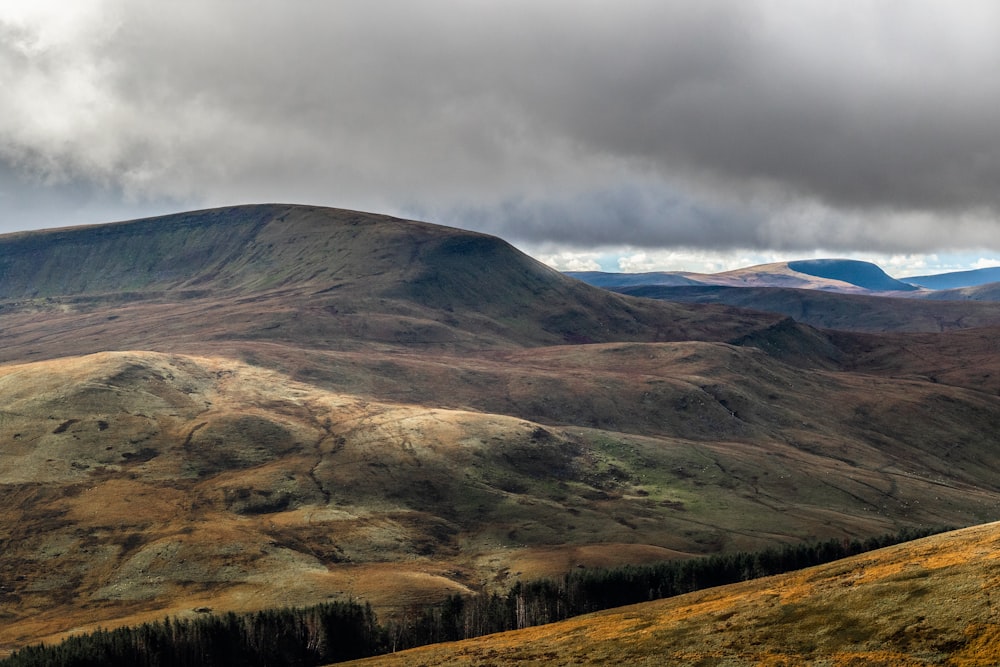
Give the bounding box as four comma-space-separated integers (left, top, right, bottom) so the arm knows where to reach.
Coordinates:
1, 1, 999, 252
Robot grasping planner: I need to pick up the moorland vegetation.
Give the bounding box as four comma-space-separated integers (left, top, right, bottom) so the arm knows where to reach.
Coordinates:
2, 204, 1000, 661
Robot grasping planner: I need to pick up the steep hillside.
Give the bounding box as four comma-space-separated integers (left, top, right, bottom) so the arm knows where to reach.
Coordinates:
0, 204, 787, 351
347, 521, 1000, 665
4, 346, 1000, 652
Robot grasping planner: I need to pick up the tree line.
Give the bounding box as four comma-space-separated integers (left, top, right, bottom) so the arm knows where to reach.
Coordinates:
0, 526, 948, 666
0, 602, 381, 667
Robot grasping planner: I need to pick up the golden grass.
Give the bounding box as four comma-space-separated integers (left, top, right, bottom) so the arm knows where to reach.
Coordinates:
343, 522, 1000, 666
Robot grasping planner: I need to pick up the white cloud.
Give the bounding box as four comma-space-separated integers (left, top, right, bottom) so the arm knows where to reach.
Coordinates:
533, 250, 602, 272
972, 257, 1000, 270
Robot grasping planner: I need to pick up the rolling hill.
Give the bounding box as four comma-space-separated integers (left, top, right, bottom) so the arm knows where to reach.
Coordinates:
3, 204, 1000, 657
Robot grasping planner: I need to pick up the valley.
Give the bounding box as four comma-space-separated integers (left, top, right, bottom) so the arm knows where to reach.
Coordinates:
2, 204, 1000, 660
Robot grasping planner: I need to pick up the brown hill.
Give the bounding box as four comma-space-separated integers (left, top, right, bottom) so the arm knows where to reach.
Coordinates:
3, 205, 1000, 655
618, 284, 1000, 333
345, 521, 1000, 666
918, 281, 1000, 301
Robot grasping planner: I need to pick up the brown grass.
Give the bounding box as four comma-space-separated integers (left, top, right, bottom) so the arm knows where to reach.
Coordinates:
3, 205, 1000, 659
3, 341, 1000, 654
344, 522, 1000, 666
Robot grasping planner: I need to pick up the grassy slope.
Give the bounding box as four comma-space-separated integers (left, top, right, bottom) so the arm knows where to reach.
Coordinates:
344, 521, 1000, 666
3, 205, 1000, 654
4, 344, 1000, 652
0, 204, 786, 350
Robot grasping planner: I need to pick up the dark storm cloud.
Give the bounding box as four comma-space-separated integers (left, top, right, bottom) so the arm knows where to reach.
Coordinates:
422, 184, 767, 249
1, 1, 999, 251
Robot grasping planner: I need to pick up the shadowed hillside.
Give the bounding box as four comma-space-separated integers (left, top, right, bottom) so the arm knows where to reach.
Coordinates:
786, 259, 918, 292
0, 204, 790, 351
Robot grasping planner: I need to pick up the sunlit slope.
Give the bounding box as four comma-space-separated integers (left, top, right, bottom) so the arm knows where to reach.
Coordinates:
4, 346, 1000, 652
344, 521, 1000, 666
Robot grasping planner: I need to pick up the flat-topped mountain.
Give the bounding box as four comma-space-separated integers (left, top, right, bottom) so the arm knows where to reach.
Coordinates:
0, 204, 555, 302
0, 204, 793, 353
785, 258, 918, 292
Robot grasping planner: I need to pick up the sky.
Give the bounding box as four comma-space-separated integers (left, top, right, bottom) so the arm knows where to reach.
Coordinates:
1, 1, 999, 276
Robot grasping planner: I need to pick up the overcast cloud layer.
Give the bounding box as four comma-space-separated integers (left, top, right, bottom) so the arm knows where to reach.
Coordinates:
1, 1, 999, 269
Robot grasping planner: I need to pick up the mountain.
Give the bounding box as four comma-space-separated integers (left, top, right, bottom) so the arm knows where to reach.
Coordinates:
785, 259, 918, 292
904, 266, 1000, 289
3, 204, 1000, 655
0, 204, 789, 355
347, 521, 1000, 665
570, 259, 919, 294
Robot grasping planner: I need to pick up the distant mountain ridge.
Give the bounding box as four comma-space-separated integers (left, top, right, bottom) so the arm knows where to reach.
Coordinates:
570, 259, 919, 294
786, 259, 918, 292
568, 258, 1000, 332
570, 260, 1000, 297
904, 266, 1000, 289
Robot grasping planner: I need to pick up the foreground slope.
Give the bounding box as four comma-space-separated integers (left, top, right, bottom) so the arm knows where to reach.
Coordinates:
346, 521, 1000, 666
